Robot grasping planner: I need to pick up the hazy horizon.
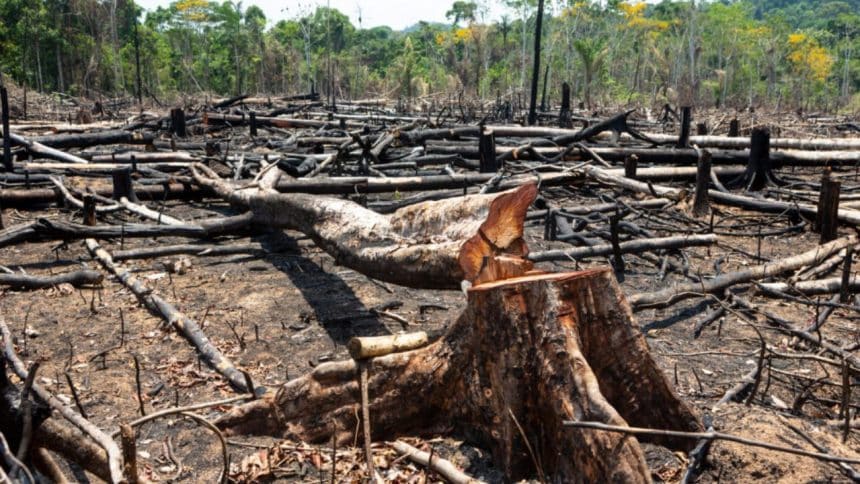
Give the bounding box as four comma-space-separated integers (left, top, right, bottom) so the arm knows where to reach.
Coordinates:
135, 0, 510, 31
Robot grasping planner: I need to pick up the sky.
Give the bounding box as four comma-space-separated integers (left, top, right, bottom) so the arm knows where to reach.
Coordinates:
135, 0, 510, 31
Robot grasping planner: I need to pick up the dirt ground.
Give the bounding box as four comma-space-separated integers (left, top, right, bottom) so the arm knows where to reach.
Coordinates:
2, 103, 860, 482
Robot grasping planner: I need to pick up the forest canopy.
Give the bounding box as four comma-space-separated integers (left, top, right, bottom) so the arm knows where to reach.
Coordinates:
0, 0, 857, 110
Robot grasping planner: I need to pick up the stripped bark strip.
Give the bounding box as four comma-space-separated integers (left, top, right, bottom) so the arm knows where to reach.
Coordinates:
85, 239, 250, 393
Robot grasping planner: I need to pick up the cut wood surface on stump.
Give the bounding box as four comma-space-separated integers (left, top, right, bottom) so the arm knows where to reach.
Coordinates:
214, 183, 701, 482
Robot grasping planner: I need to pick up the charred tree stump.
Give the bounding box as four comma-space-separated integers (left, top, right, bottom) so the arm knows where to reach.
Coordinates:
677, 106, 692, 148
696, 122, 708, 135
1, 86, 11, 172
692, 149, 712, 217
817, 172, 841, 244
112, 168, 138, 203
170, 108, 186, 138
216, 269, 701, 482
624, 155, 638, 179
82, 194, 97, 226
559, 82, 572, 128
249, 111, 258, 137
478, 126, 498, 173
727, 127, 778, 191
215, 187, 701, 483
729, 118, 740, 137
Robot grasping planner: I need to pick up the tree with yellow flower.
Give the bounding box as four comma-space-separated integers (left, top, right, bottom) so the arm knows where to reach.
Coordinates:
787, 31, 834, 107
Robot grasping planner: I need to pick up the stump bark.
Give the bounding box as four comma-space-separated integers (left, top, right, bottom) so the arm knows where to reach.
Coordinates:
217, 271, 700, 482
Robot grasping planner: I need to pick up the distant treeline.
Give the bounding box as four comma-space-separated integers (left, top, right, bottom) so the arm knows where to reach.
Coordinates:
0, 0, 857, 110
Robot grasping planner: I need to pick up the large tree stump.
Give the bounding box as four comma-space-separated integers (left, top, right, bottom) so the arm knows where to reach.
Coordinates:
216, 184, 702, 481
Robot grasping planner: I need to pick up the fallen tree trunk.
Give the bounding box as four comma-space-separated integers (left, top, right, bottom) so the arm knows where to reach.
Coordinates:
757, 276, 860, 297
8, 132, 90, 164
0, 270, 103, 290
30, 130, 153, 149
407, 124, 860, 151
270, 171, 579, 195
425, 143, 860, 166
215, 268, 701, 482
0, 213, 252, 249
192, 164, 538, 289
528, 234, 716, 263
0, 182, 207, 207
203, 112, 364, 129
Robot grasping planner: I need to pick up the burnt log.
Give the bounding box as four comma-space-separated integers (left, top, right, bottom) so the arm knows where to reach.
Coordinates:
0, 270, 103, 290
30, 130, 153, 149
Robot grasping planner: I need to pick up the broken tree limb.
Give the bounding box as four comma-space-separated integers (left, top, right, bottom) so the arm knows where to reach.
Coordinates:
7, 132, 90, 164
629, 235, 858, 309
0, 270, 103, 290
527, 234, 717, 263
0, 213, 252, 250
192, 163, 539, 289
391, 441, 486, 484
85, 239, 251, 393
214, 268, 700, 482
0, 318, 124, 483
756, 276, 860, 297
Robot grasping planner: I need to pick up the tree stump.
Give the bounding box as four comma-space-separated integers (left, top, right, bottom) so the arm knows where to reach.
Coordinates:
216, 184, 701, 482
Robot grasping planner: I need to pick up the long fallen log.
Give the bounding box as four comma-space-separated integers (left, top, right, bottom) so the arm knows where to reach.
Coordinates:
0, 270, 103, 290
8, 132, 90, 164
575, 164, 860, 227
85, 239, 251, 393
757, 276, 860, 297
271, 171, 579, 195
0, 213, 252, 249
203, 112, 364, 129
406, 123, 860, 151
629, 235, 858, 309
193, 163, 539, 289
426, 143, 860, 166
0, 182, 206, 207
30, 130, 153, 149
528, 234, 716, 263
